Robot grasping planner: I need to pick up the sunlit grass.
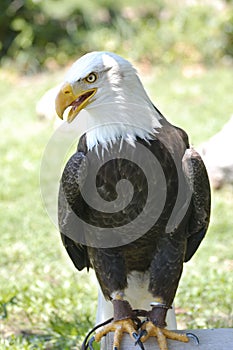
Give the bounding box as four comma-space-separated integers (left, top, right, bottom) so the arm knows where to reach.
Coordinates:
143, 65, 233, 145
0, 63, 232, 349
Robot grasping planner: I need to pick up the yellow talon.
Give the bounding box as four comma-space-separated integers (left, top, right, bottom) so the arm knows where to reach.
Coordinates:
94, 318, 138, 349
140, 321, 189, 350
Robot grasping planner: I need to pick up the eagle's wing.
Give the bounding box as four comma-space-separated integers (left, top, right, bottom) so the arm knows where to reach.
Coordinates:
182, 148, 211, 262
58, 151, 90, 270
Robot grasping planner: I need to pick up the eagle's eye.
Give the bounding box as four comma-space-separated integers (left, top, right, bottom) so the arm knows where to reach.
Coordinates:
84, 72, 98, 83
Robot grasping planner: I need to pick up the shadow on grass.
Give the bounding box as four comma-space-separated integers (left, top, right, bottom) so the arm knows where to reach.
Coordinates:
2, 312, 98, 350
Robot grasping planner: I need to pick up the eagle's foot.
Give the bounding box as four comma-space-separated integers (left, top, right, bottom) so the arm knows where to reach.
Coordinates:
89, 318, 144, 350
139, 321, 189, 350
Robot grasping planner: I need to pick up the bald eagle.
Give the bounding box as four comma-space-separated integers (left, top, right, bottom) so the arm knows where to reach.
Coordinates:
55, 52, 210, 350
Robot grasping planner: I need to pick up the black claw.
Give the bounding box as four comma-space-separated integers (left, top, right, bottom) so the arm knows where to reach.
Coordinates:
133, 331, 146, 350
186, 332, 199, 345
134, 330, 147, 343
88, 336, 95, 350
137, 340, 145, 350
140, 330, 147, 338
139, 341, 145, 350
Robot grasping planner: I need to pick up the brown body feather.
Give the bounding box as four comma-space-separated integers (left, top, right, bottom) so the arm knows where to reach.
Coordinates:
59, 115, 210, 307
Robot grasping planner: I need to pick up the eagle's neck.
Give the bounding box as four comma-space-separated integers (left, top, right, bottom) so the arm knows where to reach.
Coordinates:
83, 94, 162, 151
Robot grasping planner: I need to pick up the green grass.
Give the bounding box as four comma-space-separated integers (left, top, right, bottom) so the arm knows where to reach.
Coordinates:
0, 63, 232, 349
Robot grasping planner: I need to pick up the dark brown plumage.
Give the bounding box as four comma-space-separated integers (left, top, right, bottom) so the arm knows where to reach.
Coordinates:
59, 116, 210, 307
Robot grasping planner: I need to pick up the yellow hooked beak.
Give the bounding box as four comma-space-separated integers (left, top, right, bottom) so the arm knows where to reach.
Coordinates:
55, 82, 97, 122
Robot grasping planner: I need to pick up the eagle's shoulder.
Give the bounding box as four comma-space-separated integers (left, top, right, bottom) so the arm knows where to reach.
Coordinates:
155, 118, 190, 156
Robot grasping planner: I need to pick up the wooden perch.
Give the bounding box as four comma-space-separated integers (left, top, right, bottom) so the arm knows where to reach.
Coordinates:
101, 328, 233, 350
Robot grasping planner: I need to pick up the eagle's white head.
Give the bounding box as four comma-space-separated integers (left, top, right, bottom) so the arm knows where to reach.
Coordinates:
55, 51, 162, 150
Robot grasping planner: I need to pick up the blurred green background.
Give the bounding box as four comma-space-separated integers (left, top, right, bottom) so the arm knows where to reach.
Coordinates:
1, 0, 233, 72
0, 0, 233, 349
